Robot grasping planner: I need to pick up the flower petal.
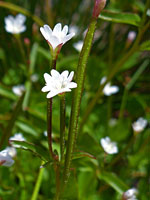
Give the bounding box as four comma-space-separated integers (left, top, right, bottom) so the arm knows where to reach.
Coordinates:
67, 71, 74, 82
53, 23, 62, 35
41, 86, 50, 92
61, 70, 69, 79
44, 73, 52, 83
62, 25, 68, 35
47, 91, 58, 98
51, 69, 60, 78
68, 82, 77, 89
63, 32, 75, 44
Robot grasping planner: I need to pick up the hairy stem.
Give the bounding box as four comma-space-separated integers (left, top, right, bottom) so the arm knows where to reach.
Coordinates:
60, 94, 66, 163
62, 17, 97, 188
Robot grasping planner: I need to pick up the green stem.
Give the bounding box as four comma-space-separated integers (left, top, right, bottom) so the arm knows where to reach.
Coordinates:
62, 17, 97, 188
14, 34, 26, 63
60, 94, 66, 163
47, 59, 56, 159
119, 89, 128, 120
30, 161, 45, 200
79, 9, 150, 131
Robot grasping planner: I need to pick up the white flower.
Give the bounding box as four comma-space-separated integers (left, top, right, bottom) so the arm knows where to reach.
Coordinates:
128, 31, 136, 41
31, 74, 39, 82
5, 14, 26, 34
109, 118, 117, 127
132, 117, 147, 132
0, 149, 14, 167
44, 131, 47, 137
5, 147, 17, 157
40, 23, 75, 50
73, 41, 83, 52
12, 85, 25, 96
123, 188, 138, 200
100, 77, 119, 96
9, 133, 26, 148
42, 69, 77, 98
100, 137, 118, 154
146, 9, 150, 16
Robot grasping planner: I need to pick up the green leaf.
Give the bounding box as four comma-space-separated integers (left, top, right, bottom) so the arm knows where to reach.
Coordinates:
10, 140, 50, 161
99, 10, 141, 26
140, 40, 150, 51
72, 151, 96, 160
15, 120, 39, 136
98, 171, 128, 194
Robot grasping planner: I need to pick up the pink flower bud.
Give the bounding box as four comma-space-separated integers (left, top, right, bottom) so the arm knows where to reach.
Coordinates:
24, 38, 30, 45
93, 0, 107, 18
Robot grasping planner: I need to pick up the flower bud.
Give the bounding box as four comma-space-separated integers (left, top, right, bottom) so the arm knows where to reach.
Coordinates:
93, 0, 107, 18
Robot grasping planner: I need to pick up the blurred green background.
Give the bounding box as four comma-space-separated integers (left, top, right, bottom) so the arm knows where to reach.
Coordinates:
0, 0, 150, 199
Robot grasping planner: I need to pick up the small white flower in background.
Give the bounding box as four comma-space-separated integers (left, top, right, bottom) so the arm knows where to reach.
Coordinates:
44, 131, 47, 137
5, 147, 17, 157
100, 77, 119, 96
12, 85, 25, 96
42, 69, 77, 98
109, 118, 117, 127
5, 14, 26, 34
73, 41, 83, 52
146, 9, 150, 16
128, 31, 136, 42
123, 188, 138, 200
9, 133, 26, 148
31, 74, 39, 82
0, 149, 14, 167
132, 117, 147, 133
100, 137, 118, 154
40, 23, 75, 50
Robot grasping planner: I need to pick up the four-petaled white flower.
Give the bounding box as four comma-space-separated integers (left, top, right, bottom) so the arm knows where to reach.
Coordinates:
100, 137, 118, 154
12, 85, 25, 96
0, 149, 14, 167
9, 133, 26, 148
132, 117, 147, 133
73, 41, 83, 52
5, 14, 26, 34
100, 77, 119, 96
123, 188, 138, 200
40, 23, 75, 50
42, 69, 77, 98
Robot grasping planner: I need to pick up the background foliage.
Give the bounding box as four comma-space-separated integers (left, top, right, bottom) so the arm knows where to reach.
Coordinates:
0, 0, 150, 199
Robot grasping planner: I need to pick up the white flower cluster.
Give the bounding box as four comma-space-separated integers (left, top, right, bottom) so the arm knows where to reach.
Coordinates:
132, 117, 147, 133
42, 70, 77, 98
100, 137, 118, 154
5, 14, 26, 34
0, 133, 25, 167
100, 77, 119, 96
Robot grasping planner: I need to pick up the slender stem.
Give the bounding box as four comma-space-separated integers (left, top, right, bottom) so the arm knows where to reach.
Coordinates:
60, 94, 66, 163
30, 161, 45, 200
47, 59, 56, 159
62, 17, 97, 188
79, 9, 150, 131
14, 34, 26, 63
119, 89, 128, 120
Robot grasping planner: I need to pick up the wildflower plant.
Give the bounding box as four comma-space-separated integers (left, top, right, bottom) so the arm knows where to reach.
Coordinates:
0, 0, 150, 200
